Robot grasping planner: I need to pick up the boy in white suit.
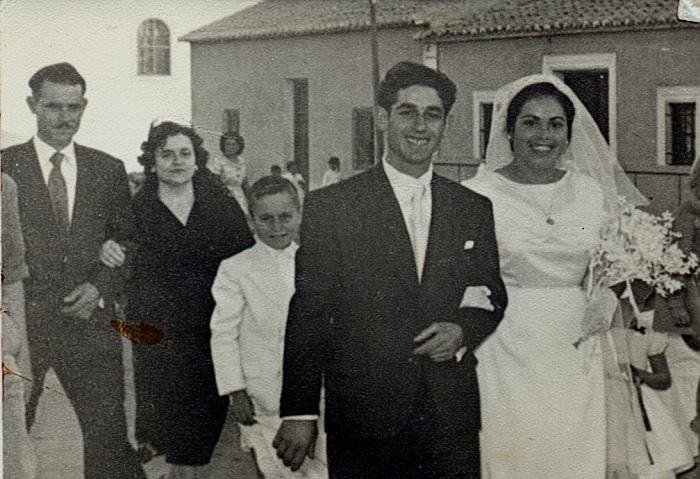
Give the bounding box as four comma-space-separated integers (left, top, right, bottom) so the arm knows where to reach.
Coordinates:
210, 176, 327, 478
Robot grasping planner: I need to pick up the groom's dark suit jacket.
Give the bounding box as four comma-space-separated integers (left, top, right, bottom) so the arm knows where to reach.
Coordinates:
280, 164, 507, 441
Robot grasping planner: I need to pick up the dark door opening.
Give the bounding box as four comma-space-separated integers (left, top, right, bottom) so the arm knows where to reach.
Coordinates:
557, 70, 610, 143
291, 79, 309, 188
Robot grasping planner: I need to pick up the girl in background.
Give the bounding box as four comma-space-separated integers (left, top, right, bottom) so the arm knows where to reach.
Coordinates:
208, 131, 250, 215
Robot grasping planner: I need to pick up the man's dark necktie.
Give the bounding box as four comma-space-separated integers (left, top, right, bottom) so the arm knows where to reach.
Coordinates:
48, 151, 69, 232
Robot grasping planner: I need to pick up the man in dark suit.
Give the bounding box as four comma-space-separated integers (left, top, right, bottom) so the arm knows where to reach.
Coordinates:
2, 62, 145, 478
273, 62, 507, 478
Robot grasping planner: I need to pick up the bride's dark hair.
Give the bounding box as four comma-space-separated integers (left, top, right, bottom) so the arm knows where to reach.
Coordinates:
506, 82, 575, 142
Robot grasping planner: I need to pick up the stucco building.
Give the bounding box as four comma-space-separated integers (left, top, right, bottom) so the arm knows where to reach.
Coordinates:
184, 0, 700, 212
182, 0, 465, 186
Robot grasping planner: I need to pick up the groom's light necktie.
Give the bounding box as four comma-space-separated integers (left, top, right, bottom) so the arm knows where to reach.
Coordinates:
48, 151, 70, 232
408, 184, 428, 282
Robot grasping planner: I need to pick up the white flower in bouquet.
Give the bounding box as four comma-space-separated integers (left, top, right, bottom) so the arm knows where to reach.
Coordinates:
577, 197, 699, 347
589, 197, 698, 297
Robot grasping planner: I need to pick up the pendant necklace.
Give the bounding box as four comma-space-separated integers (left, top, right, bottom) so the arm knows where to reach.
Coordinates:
543, 177, 565, 226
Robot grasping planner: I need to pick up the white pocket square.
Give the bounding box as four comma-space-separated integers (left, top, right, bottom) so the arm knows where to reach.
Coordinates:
463, 240, 475, 250
459, 285, 494, 311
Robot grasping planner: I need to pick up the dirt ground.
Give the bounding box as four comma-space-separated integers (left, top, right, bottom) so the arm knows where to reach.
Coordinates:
25, 339, 260, 479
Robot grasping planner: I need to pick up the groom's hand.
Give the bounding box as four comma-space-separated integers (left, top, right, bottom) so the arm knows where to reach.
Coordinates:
413, 322, 463, 362
273, 420, 317, 471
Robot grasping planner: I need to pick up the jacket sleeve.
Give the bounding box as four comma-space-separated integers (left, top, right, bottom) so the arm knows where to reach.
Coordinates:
279, 191, 340, 417
1, 174, 29, 285
210, 260, 247, 396
90, 161, 136, 300
457, 201, 507, 352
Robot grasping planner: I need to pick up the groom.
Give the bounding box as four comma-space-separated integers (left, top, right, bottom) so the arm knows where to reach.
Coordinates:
273, 61, 507, 479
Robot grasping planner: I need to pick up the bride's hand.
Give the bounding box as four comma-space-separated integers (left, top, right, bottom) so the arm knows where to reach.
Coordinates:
100, 239, 126, 268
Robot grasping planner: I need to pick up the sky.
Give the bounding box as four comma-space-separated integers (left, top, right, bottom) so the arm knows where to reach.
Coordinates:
1, 0, 259, 171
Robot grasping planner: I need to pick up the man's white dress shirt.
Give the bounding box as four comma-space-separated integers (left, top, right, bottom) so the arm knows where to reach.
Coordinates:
383, 157, 432, 281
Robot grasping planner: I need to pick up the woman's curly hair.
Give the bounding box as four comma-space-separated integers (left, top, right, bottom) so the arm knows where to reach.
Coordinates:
138, 121, 209, 179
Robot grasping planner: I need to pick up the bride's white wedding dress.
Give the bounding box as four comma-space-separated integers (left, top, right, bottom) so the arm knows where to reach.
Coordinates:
464, 169, 608, 478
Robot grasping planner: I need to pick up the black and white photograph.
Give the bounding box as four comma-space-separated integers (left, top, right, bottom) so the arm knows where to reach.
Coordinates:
1, 1, 700, 478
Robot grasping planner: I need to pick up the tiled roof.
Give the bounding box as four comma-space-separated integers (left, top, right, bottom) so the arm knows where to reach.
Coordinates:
423, 0, 696, 40
181, 0, 465, 43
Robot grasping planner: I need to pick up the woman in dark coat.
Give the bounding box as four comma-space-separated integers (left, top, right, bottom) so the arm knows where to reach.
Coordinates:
100, 119, 253, 478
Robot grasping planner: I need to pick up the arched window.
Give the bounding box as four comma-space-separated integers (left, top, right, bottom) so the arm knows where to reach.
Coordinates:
138, 19, 170, 75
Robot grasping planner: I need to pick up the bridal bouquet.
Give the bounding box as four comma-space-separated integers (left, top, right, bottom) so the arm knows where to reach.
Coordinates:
575, 197, 699, 347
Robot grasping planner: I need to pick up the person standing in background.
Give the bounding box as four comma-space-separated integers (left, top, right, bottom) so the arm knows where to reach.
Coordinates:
282, 161, 306, 205
208, 131, 249, 215
270, 164, 283, 177
321, 156, 341, 187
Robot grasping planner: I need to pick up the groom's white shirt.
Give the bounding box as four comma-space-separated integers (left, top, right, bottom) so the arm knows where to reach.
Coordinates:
210, 239, 297, 414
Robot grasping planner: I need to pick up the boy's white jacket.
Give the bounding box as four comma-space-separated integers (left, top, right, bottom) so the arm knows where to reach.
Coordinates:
210, 240, 298, 414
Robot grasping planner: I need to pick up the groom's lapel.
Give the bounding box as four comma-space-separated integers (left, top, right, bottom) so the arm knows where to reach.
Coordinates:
366, 165, 420, 292
422, 175, 453, 289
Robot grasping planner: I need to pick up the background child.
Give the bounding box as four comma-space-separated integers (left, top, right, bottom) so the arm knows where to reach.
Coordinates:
662, 335, 700, 479
321, 156, 341, 187
655, 157, 700, 334
657, 156, 700, 478
208, 131, 249, 215
282, 161, 306, 205
611, 317, 695, 478
209, 176, 326, 479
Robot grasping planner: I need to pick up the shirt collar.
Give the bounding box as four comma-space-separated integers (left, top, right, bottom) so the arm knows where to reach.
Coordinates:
255, 236, 298, 259
382, 156, 433, 192
33, 136, 76, 167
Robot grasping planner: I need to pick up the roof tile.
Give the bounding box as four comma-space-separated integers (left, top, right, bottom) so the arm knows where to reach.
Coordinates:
424, 0, 697, 40
182, 0, 698, 44
181, 0, 464, 42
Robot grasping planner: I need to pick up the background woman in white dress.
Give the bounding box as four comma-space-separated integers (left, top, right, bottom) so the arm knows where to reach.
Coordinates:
463, 75, 647, 478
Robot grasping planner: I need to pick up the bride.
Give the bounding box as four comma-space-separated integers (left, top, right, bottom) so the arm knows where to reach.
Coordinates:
463, 74, 647, 478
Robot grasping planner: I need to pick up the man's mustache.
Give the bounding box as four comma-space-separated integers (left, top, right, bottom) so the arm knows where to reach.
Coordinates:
55, 122, 75, 129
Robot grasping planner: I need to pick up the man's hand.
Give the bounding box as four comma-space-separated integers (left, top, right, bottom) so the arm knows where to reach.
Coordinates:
413, 322, 463, 362
230, 390, 256, 425
272, 420, 317, 471
100, 239, 127, 268
61, 283, 100, 319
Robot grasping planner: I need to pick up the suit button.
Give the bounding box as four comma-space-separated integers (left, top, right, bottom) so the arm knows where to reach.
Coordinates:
408, 357, 415, 364
63, 256, 68, 263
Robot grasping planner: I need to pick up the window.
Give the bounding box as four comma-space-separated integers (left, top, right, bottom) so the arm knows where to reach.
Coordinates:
353, 107, 379, 170
423, 43, 438, 70
138, 19, 170, 75
666, 103, 696, 165
223, 109, 240, 134
657, 87, 700, 166
472, 91, 495, 160
543, 54, 616, 153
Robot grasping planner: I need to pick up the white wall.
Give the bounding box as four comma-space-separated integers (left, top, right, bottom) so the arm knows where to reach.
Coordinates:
1, 0, 258, 172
